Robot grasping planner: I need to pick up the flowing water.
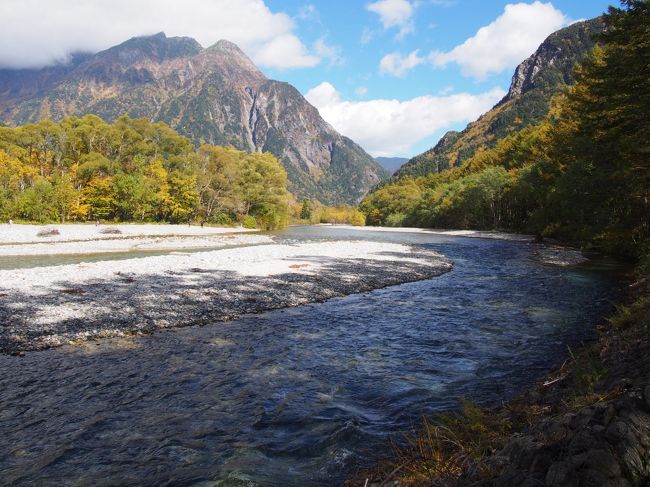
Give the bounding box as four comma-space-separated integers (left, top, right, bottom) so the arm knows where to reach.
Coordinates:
0, 226, 623, 486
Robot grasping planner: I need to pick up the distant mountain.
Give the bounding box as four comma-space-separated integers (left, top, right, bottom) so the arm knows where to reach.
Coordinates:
394, 18, 604, 180
0, 33, 388, 204
375, 156, 409, 174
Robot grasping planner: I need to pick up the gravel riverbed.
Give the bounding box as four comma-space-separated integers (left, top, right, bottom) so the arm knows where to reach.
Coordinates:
0, 238, 452, 353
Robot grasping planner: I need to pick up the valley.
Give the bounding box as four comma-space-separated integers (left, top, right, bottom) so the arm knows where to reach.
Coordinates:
0, 1, 648, 486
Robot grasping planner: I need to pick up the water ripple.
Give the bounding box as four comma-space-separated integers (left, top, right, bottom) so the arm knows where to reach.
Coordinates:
0, 227, 622, 486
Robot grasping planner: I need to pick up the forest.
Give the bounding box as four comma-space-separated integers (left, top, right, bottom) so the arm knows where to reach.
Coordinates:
361, 0, 649, 258
0, 115, 290, 229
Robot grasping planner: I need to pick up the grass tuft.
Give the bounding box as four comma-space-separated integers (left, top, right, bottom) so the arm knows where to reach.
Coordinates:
377, 401, 511, 486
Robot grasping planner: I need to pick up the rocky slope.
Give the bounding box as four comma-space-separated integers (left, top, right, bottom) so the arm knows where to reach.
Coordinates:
394, 18, 603, 179
0, 33, 387, 204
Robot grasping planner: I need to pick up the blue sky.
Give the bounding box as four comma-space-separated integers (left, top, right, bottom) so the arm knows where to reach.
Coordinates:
261, 0, 612, 157
0, 0, 614, 158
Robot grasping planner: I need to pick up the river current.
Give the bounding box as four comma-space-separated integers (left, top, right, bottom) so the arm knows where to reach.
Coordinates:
0, 226, 622, 486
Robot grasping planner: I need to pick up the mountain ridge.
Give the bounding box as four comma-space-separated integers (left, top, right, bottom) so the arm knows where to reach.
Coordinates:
0, 33, 387, 204
393, 17, 604, 180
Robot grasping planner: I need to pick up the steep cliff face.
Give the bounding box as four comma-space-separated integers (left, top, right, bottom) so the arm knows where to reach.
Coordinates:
0, 34, 387, 204
394, 18, 603, 180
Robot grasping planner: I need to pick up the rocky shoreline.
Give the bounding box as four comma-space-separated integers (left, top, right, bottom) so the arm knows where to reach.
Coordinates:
464, 274, 650, 487
0, 241, 452, 354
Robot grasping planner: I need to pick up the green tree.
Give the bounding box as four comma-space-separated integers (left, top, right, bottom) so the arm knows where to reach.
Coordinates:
0, 115, 291, 227
535, 1, 650, 254
83, 177, 115, 220
51, 175, 78, 223
300, 199, 312, 220
17, 178, 55, 222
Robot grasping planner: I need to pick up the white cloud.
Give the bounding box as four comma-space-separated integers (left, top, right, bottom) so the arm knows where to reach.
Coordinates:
254, 34, 319, 69
379, 50, 424, 77
367, 0, 415, 38
314, 38, 344, 67
430, 1, 570, 80
305, 81, 505, 156
296, 4, 318, 21
0, 0, 319, 69
355, 86, 368, 96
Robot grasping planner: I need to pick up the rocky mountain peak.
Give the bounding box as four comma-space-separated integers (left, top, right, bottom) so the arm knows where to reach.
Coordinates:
99, 32, 203, 64
211, 39, 244, 54
204, 40, 264, 80
392, 17, 604, 180
498, 18, 603, 105
0, 37, 388, 203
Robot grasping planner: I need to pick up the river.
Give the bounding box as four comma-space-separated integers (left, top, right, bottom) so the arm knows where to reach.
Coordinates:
0, 226, 622, 486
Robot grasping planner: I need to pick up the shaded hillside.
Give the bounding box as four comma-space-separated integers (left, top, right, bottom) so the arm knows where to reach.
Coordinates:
0, 34, 388, 204
394, 18, 604, 179
375, 156, 409, 174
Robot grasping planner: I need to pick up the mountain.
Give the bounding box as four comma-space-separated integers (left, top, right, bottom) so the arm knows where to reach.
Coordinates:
375, 156, 409, 174
0, 33, 388, 204
394, 18, 604, 180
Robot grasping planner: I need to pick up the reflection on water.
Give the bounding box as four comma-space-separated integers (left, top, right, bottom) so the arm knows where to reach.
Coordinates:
0, 226, 622, 486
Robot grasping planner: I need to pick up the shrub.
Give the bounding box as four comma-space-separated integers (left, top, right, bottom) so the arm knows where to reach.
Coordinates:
242, 215, 257, 229
385, 212, 406, 227
209, 212, 234, 225
349, 210, 366, 226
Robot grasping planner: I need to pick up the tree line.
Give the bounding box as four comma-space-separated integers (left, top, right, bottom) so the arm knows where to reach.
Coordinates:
292, 198, 365, 226
0, 115, 290, 229
361, 0, 649, 258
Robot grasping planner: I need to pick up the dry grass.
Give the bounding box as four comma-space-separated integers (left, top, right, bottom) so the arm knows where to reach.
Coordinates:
394, 401, 510, 485
349, 401, 511, 486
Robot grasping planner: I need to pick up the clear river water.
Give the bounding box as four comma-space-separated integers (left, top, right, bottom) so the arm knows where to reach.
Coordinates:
0, 226, 623, 486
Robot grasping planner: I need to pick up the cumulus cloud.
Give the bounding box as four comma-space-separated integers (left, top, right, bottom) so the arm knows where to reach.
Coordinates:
254, 34, 319, 69
367, 0, 415, 38
305, 81, 505, 156
0, 0, 319, 69
379, 50, 424, 77
430, 1, 570, 79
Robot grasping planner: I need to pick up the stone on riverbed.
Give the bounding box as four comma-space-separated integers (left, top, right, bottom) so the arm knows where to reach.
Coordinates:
534, 245, 589, 266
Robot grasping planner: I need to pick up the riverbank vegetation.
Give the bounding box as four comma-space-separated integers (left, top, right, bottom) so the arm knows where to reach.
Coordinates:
361, 0, 648, 260
0, 116, 290, 229
290, 198, 366, 226
353, 2, 650, 485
